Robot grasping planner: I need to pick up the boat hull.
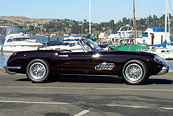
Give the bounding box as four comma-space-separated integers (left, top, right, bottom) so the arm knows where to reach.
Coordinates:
1, 45, 40, 52
158, 53, 173, 60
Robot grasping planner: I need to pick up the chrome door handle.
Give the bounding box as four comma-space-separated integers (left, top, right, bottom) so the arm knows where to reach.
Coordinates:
92, 53, 100, 58
59, 55, 68, 58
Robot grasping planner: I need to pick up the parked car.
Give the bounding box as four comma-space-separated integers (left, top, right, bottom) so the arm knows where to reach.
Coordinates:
4, 38, 169, 85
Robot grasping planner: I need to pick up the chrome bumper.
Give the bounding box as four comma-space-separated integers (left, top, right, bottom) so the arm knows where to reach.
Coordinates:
157, 65, 169, 75
3, 66, 21, 75
3, 66, 21, 69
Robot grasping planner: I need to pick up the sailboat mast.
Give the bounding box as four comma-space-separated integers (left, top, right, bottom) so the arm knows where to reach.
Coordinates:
133, 0, 136, 44
89, 0, 92, 34
165, 0, 168, 42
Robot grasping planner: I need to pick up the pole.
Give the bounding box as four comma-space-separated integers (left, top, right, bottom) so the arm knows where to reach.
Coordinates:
89, 0, 91, 35
133, 0, 136, 44
57, 35, 59, 41
2, 35, 3, 45
165, 0, 168, 44
81, 22, 84, 39
1, 35, 4, 52
48, 34, 50, 42
168, 1, 170, 34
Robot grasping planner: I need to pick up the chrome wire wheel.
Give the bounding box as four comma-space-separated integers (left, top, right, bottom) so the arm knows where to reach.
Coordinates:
125, 63, 143, 82
29, 62, 46, 80
122, 60, 148, 85
26, 59, 50, 83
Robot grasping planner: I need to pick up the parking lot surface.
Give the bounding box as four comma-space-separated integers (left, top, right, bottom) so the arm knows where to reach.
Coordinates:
0, 70, 172, 116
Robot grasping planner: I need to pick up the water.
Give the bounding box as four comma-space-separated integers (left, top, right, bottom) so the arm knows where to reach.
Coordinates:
0, 35, 64, 68
0, 36, 173, 71
170, 36, 173, 42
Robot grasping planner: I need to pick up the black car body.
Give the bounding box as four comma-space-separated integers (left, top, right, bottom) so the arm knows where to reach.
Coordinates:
4, 38, 169, 84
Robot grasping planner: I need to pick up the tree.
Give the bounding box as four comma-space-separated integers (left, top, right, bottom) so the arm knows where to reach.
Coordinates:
109, 19, 114, 29
28, 25, 34, 31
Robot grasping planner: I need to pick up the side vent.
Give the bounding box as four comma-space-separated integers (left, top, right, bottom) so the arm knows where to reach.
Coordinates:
95, 63, 115, 70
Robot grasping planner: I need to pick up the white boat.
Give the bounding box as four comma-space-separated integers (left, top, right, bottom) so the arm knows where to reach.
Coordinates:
63, 36, 81, 41
141, 26, 171, 46
138, 1, 173, 56
140, 2, 172, 47
141, 26, 173, 60
1, 33, 43, 52
1, 25, 43, 52
108, 25, 143, 45
40, 36, 83, 52
142, 27, 173, 60
147, 47, 173, 60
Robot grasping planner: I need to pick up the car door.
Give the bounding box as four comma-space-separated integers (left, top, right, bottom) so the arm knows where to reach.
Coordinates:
58, 51, 116, 75
90, 52, 117, 75
58, 51, 96, 74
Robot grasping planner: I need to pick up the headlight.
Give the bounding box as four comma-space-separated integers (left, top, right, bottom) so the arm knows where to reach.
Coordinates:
154, 55, 167, 65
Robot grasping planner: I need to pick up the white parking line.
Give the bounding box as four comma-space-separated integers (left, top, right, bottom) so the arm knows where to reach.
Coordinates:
73, 110, 90, 116
161, 107, 173, 110
106, 104, 149, 109
106, 104, 173, 110
0, 100, 69, 105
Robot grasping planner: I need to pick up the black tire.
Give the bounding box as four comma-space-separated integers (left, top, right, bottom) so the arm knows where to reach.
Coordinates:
122, 60, 148, 85
26, 59, 50, 83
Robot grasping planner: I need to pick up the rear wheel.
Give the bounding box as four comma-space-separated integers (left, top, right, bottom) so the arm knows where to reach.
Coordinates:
26, 59, 50, 83
122, 60, 148, 85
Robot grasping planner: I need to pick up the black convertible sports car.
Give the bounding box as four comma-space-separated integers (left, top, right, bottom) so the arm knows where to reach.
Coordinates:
4, 38, 169, 85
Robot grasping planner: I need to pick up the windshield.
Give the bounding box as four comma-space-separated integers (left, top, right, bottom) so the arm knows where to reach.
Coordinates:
79, 39, 101, 52
13, 38, 29, 41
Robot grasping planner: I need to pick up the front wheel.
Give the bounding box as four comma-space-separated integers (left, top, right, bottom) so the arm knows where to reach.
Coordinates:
26, 59, 50, 83
122, 60, 148, 85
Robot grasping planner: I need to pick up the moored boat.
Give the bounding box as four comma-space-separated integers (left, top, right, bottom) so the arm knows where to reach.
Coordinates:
1, 25, 43, 52
147, 47, 173, 60
140, 26, 171, 46
39, 36, 83, 52
106, 25, 147, 51
109, 44, 149, 51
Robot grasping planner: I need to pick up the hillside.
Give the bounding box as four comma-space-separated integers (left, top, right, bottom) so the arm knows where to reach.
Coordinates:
0, 16, 55, 25
0, 14, 172, 35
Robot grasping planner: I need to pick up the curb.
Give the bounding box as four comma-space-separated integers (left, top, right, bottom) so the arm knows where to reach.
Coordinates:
0, 67, 5, 72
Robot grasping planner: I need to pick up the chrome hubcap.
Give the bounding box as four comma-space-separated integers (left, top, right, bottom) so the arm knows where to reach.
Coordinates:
29, 62, 46, 80
125, 63, 143, 82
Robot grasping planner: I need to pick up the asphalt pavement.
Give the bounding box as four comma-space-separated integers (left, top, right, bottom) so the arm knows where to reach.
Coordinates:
0, 68, 172, 116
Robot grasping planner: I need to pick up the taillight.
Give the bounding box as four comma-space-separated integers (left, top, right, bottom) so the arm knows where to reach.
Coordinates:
12, 52, 17, 56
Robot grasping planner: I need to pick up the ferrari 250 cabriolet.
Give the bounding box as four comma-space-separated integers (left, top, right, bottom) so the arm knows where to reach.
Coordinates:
4, 38, 169, 85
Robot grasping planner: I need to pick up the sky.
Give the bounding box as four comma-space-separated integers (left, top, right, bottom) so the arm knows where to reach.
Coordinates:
0, 0, 172, 23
